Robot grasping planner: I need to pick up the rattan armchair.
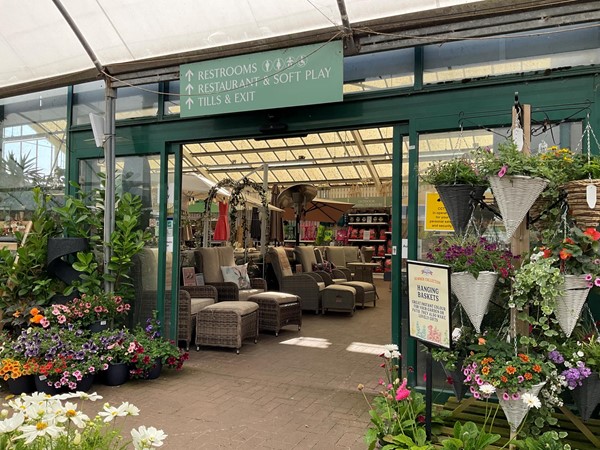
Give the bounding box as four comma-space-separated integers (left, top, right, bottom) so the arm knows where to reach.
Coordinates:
193, 247, 266, 301
267, 246, 325, 313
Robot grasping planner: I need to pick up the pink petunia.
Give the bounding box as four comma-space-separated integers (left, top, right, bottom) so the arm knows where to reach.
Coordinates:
498, 165, 508, 178
502, 392, 510, 401
595, 278, 600, 287
94, 306, 103, 313
586, 274, 593, 281
511, 393, 520, 400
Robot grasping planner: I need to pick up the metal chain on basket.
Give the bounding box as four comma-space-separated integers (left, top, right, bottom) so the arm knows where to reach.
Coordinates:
584, 304, 600, 337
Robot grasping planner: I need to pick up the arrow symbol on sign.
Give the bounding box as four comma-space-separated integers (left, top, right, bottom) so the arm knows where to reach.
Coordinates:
185, 97, 193, 109
186, 84, 193, 95
185, 70, 193, 81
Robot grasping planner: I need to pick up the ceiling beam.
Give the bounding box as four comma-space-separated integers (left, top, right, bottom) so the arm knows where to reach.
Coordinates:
351, 130, 381, 189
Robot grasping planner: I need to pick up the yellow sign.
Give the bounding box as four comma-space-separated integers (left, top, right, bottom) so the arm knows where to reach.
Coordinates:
424, 192, 454, 232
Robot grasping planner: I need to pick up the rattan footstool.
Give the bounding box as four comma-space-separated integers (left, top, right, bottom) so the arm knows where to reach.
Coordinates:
322, 284, 357, 316
196, 301, 259, 354
248, 292, 302, 336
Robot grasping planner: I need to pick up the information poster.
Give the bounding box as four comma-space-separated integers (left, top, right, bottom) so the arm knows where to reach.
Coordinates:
424, 192, 454, 232
406, 260, 451, 348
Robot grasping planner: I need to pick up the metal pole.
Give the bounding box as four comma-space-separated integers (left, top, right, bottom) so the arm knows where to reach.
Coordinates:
103, 79, 116, 292
261, 163, 268, 256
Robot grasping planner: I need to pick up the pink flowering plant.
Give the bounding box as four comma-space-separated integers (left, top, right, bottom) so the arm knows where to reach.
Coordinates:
358, 344, 443, 450
66, 293, 131, 327
474, 140, 547, 179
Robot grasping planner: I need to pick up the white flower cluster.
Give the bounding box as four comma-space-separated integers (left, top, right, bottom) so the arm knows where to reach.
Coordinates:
0, 391, 167, 449
541, 370, 565, 408
383, 344, 400, 360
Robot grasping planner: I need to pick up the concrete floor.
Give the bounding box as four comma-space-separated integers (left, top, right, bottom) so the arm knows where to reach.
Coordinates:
72, 278, 392, 449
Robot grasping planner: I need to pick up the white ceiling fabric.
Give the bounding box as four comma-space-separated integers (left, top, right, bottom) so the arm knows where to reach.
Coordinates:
0, 0, 482, 96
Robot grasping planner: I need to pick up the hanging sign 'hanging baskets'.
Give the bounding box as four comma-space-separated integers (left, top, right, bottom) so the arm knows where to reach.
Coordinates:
562, 179, 600, 229
496, 382, 546, 432
435, 184, 487, 235
451, 271, 498, 334
488, 175, 548, 243
554, 274, 591, 338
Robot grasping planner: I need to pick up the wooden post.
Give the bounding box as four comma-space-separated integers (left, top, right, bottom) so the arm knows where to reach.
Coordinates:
509, 102, 531, 449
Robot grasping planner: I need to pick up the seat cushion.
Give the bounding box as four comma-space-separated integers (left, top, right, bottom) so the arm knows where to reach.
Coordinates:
191, 298, 216, 315
198, 247, 236, 283
204, 300, 259, 315
325, 247, 346, 268
342, 281, 374, 291
295, 246, 317, 272
248, 291, 299, 305
268, 247, 293, 279
238, 288, 265, 301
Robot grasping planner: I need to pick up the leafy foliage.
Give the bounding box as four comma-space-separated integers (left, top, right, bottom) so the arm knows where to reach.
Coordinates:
420, 158, 487, 187
439, 421, 501, 450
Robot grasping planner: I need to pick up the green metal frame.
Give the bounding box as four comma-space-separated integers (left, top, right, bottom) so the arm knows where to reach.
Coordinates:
67, 68, 600, 349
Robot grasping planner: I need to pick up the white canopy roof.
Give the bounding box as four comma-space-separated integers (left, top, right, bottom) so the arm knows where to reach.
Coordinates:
1, 0, 485, 97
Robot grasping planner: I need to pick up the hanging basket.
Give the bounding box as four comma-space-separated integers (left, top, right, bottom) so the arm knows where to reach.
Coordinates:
443, 362, 468, 401
435, 185, 487, 235
488, 175, 548, 243
571, 372, 600, 422
496, 382, 546, 432
451, 271, 498, 333
562, 179, 600, 229
555, 274, 591, 338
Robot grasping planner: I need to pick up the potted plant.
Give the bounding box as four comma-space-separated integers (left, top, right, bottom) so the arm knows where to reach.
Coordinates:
568, 334, 600, 421
95, 327, 137, 386
421, 158, 488, 235
462, 334, 550, 432
0, 354, 36, 394
474, 141, 549, 242
426, 235, 515, 332
67, 293, 132, 331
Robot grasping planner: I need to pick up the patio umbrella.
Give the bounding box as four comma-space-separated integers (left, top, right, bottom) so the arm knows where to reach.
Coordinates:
269, 184, 284, 242
282, 197, 354, 223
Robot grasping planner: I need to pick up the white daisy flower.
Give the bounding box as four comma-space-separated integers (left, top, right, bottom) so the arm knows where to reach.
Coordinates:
15, 421, 63, 445
75, 392, 103, 402
131, 425, 168, 449
383, 344, 398, 352
58, 402, 90, 428
522, 393, 542, 409
119, 402, 140, 417
98, 403, 124, 423
0, 412, 25, 433
479, 384, 496, 395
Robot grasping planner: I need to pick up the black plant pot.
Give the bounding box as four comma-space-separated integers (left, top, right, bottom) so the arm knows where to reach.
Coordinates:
103, 363, 129, 386
435, 185, 487, 235
46, 237, 89, 285
443, 362, 468, 401
34, 375, 62, 395
571, 372, 600, 422
146, 359, 163, 380
7, 375, 36, 395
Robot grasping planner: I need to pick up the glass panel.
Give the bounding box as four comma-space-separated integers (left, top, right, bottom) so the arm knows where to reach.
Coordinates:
344, 48, 414, 93
78, 154, 173, 333
73, 81, 106, 126
116, 84, 159, 119
424, 26, 600, 84
0, 87, 67, 227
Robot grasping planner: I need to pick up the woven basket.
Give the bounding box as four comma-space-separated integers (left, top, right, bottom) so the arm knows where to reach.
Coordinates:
563, 179, 600, 229
488, 175, 548, 243
451, 271, 498, 333
571, 372, 600, 422
436, 185, 487, 235
555, 274, 590, 338
497, 382, 545, 432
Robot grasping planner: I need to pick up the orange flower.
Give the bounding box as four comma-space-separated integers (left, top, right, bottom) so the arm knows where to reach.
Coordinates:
541, 247, 552, 258
500, 376, 508, 383
481, 357, 494, 365
524, 372, 533, 380
563, 237, 575, 245
518, 353, 529, 363
584, 227, 600, 241
30, 314, 44, 324
506, 366, 516, 375
12, 310, 21, 318
481, 366, 490, 375
559, 248, 572, 260
478, 337, 486, 345
532, 364, 542, 373
29, 307, 40, 316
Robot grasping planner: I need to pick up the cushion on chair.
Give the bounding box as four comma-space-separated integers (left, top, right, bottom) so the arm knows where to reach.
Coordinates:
248, 291, 299, 305
220, 264, 251, 289
325, 247, 347, 268
190, 298, 216, 315
344, 247, 361, 264
268, 247, 293, 279
294, 246, 318, 272
197, 247, 236, 283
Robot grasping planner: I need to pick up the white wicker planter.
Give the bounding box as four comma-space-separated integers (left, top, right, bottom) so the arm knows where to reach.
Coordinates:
488, 175, 548, 243
451, 271, 498, 333
496, 382, 546, 432
555, 274, 591, 338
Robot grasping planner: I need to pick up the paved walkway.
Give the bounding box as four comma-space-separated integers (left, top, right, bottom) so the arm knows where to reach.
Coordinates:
72, 279, 391, 449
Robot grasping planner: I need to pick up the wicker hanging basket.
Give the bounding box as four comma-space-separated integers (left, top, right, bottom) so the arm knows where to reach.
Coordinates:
571, 372, 600, 422
435, 185, 487, 235
488, 175, 548, 243
496, 382, 546, 432
562, 179, 600, 229
555, 274, 591, 338
451, 271, 498, 333
443, 361, 468, 401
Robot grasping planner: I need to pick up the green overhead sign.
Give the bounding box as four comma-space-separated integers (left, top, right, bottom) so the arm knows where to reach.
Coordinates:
179, 41, 343, 117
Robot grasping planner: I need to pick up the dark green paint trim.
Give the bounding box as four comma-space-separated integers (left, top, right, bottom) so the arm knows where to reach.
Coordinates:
170, 144, 182, 341
156, 149, 169, 329
391, 125, 403, 349
414, 47, 423, 91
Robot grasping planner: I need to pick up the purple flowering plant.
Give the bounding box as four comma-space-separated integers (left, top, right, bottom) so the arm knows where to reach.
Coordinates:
547, 343, 591, 390
426, 235, 515, 280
